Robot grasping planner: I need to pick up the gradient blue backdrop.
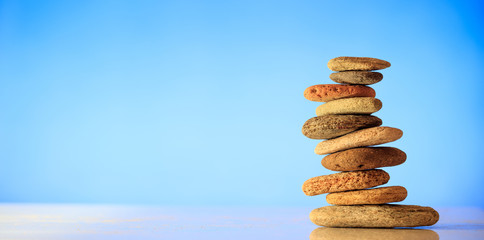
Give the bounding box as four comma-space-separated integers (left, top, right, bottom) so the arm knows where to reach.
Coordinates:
1, 0, 483, 207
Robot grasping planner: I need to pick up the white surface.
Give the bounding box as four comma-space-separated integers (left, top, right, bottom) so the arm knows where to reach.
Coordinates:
0, 204, 483, 240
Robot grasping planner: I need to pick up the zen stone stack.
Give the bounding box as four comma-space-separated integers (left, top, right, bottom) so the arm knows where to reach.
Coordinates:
301, 57, 439, 228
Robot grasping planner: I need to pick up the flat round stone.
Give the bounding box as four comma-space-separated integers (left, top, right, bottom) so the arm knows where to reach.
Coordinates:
302, 169, 389, 196
326, 186, 407, 205
316, 97, 382, 116
329, 71, 383, 85
304, 84, 375, 102
310, 204, 439, 228
328, 57, 391, 71
321, 147, 406, 171
315, 127, 403, 155
302, 115, 382, 140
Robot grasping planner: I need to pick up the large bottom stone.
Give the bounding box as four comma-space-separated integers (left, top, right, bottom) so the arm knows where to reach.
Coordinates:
310, 204, 439, 228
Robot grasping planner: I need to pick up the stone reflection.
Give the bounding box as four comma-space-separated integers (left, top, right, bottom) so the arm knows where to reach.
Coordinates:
310, 227, 439, 240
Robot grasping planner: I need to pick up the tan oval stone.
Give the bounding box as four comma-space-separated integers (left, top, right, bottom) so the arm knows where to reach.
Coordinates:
302, 115, 382, 140
328, 57, 391, 71
326, 186, 407, 205
310, 204, 439, 228
315, 127, 403, 155
316, 97, 382, 116
302, 169, 389, 196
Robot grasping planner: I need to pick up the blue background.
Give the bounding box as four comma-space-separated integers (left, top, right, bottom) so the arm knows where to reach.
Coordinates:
1, 0, 483, 207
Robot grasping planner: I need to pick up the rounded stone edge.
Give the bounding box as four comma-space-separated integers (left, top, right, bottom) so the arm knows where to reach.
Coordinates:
303, 84, 376, 102
327, 57, 391, 71
314, 126, 404, 155
301, 169, 390, 196
315, 97, 383, 116
329, 71, 384, 85
309, 205, 439, 228
321, 147, 407, 171
325, 186, 408, 205
302, 115, 382, 140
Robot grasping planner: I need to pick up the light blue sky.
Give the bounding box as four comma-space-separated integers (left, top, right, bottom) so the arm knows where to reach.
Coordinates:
0, 0, 483, 207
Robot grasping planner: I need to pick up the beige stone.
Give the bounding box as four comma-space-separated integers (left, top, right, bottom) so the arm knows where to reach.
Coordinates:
326, 186, 407, 205
315, 127, 403, 155
316, 97, 382, 116
310, 204, 439, 227
328, 57, 391, 71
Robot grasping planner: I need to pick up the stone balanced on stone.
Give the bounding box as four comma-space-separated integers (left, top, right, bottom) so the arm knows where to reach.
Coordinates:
301, 57, 439, 228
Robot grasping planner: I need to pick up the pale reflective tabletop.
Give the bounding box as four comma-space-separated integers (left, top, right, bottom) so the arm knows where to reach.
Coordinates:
0, 204, 483, 240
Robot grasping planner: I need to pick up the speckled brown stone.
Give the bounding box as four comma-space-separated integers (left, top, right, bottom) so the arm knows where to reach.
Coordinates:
302, 169, 389, 196
316, 97, 382, 116
302, 115, 382, 140
321, 147, 406, 171
326, 186, 407, 205
310, 227, 439, 240
329, 71, 383, 85
328, 57, 391, 71
304, 84, 375, 102
315, 127, 403, 155
310, 204, 439, 228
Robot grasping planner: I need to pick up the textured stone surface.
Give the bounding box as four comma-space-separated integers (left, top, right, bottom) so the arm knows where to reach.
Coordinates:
326, 186, 407, 205
304, 84, 375, 102
302, 115, 382, 139
310, 204, 439, 228
329, 71, 383, 85
315, 127, 403, 155
328, 57, 391, 71
321, 147, 406, 171
302, 169, 389, 196
316, 97, 382, 116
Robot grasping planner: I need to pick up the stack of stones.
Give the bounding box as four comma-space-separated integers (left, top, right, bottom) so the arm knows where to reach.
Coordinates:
301, 57, 439, 228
